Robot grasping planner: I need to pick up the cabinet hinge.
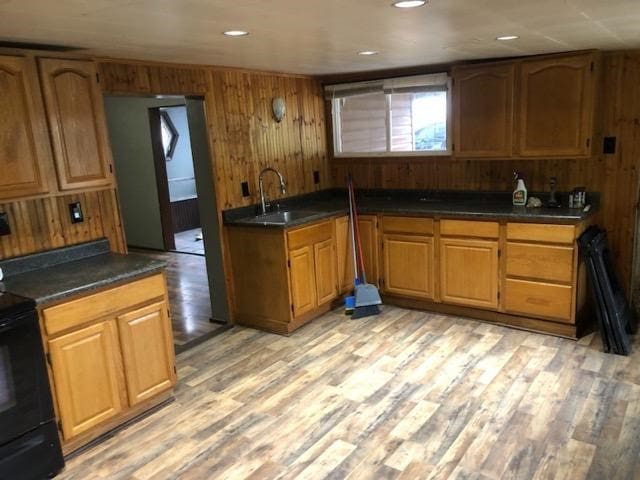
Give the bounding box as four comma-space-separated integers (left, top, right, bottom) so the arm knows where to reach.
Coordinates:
452, 143, 455, 152
45, 352, 52, 365
174, 365, 177, 374
498, 249, 501, 258
57, 420, 63, 432
291, 304, 294, 313
586, 138, 591, 148
109, 164, 113, 173
287, 259, 291, 268
497, 291, 501, 300
590, 61, 594, 72
379, 278, 384, 286
96, 72, 100, 83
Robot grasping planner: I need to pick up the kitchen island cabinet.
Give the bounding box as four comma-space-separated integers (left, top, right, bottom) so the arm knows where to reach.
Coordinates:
41, 272, 176, 454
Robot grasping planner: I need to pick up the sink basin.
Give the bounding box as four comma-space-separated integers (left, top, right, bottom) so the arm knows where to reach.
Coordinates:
238, 209, 324, 226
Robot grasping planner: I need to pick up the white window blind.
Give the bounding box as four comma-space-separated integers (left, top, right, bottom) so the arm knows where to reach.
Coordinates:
326, 73, 451, 156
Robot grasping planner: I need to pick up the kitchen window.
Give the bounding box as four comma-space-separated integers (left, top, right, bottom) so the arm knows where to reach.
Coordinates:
326, 73, 451, 156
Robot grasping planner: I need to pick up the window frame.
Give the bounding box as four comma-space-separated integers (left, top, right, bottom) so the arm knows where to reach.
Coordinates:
328, 75, 452, 158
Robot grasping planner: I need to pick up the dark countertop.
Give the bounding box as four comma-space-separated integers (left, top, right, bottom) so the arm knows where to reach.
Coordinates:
223, 189, 598, 229
0, 239, 166, 306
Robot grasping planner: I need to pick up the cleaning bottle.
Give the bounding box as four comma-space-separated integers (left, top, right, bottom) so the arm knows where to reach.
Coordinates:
513, 171, 528, 206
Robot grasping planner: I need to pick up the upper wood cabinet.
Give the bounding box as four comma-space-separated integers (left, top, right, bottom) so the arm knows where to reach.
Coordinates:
452, 63, 515, 158
0, 55, 53, 200
39, 58, 114, 190
517, 52, 597, 157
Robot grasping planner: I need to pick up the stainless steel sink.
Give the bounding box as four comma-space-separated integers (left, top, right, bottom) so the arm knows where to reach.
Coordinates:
237, 209, 324, 226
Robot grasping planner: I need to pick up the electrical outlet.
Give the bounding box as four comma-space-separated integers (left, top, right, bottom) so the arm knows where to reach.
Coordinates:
0, 212, 10, 236
241, 181, 250, 197
603, 136, 616, 154
313, 170, 320, 185
68, 202, 84, 224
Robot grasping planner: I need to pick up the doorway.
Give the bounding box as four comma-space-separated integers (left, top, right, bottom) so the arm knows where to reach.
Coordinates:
149, 105, 204, 256
104, 95, 230, 352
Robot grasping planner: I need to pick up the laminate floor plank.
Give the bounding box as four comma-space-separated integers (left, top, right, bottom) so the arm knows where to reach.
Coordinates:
58, 306, 640, 479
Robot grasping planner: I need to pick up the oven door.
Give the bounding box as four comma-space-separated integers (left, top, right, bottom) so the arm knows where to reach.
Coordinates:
0, 310, 54, 445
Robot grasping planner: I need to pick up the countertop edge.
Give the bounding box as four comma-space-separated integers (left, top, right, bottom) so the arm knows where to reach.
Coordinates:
33, 262, 166, 306
224, 207, 595, 230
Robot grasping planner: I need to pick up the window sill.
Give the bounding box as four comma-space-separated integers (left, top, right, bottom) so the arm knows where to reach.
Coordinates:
333, 151, 452, 158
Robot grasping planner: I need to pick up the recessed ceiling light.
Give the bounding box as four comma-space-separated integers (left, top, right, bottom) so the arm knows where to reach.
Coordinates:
358, 51, 379, 56
223, 30, 249, 37
392, 0, 427, 8
496, 35, 519, 41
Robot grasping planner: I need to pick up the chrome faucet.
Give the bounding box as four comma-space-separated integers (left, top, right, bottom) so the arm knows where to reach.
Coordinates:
258, 167, 287, 214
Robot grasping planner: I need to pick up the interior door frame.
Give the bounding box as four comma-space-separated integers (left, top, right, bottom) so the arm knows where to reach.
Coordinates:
148, 107, 176, 251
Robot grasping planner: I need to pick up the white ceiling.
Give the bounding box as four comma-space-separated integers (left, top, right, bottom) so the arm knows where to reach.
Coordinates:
0, 0, 639, 75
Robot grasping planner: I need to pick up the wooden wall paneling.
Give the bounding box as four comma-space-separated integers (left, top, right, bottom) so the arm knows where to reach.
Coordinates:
97, 62, 152, 94
0, 189, 125, 260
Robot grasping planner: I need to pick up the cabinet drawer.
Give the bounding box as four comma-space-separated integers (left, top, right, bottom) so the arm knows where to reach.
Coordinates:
507, 223, 575, 244
43, 274, 166, 336
440, 219, 499, 239
382, 216, 433, 235
287, 220, 332, 250
504, 278, 573, 322
506, 242, 574, 283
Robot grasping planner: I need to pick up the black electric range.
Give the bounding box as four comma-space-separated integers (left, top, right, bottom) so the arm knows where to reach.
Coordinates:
0, 291, 65, 479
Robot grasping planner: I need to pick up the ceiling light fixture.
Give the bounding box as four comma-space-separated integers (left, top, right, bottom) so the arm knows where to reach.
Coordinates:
496, 35, 519, 41
392, 1, 427, 8
223, 30, 249, 37
358, 51, 379, 56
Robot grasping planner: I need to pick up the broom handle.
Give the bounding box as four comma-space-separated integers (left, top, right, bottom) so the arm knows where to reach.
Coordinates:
350, 180, 368, 284
347, 176, 359, 281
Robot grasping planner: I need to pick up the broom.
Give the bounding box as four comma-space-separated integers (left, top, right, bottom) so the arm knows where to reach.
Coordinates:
347, 176, 381, 319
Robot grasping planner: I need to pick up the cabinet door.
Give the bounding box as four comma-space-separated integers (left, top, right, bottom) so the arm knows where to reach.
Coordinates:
358, 215, 379, 285
39, 58, 114, 190
517, 53, 596, 157
440, 238, 499, 309
314, 238, 338, 305
453, 63, 514, 157
383, 234, 434, 299
117, 301, 176, 406
48, 320, 124, 440
335, 216, 355, 293
0, 55, 53, 200
289, 245, 317, 317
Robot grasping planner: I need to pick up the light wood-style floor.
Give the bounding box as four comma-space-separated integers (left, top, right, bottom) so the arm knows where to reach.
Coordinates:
131, 249, 225, 349
58, 306, 640, 479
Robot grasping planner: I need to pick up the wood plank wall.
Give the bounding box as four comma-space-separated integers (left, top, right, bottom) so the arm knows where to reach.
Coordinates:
0, 189, 125, 259
330, 51, 640, 293
98, 61, 329, 211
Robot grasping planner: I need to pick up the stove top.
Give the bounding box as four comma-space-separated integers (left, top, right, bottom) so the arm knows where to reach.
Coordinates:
0, 291, 36, 317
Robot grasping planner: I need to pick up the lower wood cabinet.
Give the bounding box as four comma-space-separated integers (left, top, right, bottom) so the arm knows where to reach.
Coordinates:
289, 245, 317, 317
335, 216, 355, 294
42, 273, 176, 452
383, 233, 435, 299
228, 219, 338, 334
504, 223, 578, 323
439, 237, 499, 309
48, 320, 125, 440
314, 238, 338, 305
117, 301, 176, 406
